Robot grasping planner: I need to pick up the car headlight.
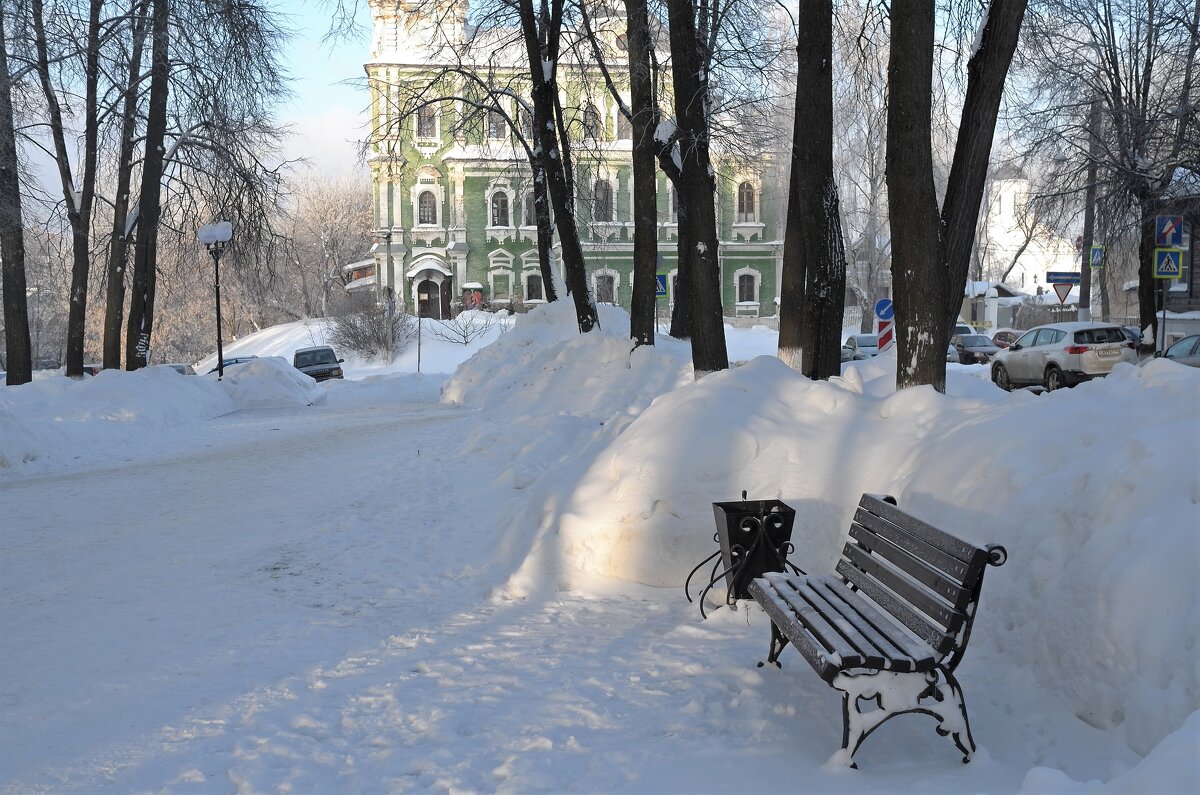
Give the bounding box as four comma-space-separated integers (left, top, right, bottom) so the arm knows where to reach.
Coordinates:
331, 367, 343, 378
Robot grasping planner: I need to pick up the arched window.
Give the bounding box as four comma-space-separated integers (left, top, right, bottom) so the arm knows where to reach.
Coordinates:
737, 181, 756, 223
596, 273, 616, 304
583, 103, 602, 139
526, 273, 544, 301
490, 192, 510, 227
519, 107, 535, 139
593, 179, 613, 222
523, 190, 537, 227
418, 191, 437, 225
617, 111, 632, 140
416, 105, 437, 138
738, 273, 757, 303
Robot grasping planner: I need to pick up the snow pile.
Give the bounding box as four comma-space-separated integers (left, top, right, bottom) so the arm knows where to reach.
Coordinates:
0, 366, 234, 470
447, 309, 1198, 759
214, 356, 319, 409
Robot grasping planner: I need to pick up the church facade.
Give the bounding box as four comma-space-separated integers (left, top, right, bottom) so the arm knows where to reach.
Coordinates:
358, 0, 783, 320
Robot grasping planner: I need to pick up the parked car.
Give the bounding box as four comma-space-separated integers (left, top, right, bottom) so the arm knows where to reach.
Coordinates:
950, 334, 1000, 365
844, 334, 880, 360
81, 364, 103, 376
953, 322, 974, 337
160, 363, 195, 375
206, 356, 258, 374
991, 328, 1021, 349
1151, 333, 1200, 368
990, 322, 1137, 391
292, 346, 345, 381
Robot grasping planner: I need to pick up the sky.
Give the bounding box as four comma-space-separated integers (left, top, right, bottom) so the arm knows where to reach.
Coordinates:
1, 306, 1196, 792
275, 1, 374, 177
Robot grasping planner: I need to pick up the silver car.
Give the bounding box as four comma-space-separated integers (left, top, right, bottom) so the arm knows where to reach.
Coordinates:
990, 322, 1137, 391
1153, 334, 1200, 368
844, 334, 880, 360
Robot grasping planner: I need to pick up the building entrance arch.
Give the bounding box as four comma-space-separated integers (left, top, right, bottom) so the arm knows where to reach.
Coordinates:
417, 278, 443, 319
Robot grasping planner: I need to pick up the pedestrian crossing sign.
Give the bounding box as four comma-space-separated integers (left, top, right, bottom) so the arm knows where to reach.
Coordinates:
1153, 248, 1183, 279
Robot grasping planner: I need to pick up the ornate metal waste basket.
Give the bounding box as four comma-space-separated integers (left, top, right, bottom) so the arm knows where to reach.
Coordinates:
685, 492, 800, 618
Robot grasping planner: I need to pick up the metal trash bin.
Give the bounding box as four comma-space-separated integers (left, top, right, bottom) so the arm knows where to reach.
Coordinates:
711, 498, 796, 604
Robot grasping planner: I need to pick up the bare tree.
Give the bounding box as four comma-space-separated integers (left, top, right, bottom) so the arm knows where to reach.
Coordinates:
778, 0, 846, 380
887, 0, 1027, 392
1012, 0, 1200, 342
1, 1, 33, 384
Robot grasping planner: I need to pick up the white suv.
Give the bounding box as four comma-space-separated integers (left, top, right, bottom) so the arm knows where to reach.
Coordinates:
990, 322, 1137, 391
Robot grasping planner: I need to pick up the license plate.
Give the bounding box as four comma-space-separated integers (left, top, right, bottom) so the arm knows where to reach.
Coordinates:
1096, 348, 1119, 358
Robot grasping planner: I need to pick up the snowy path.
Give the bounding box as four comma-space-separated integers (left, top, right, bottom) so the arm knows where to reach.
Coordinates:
1, 397, 502, 790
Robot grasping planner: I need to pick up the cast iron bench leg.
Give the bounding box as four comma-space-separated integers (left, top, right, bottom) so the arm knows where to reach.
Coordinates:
757, 621, 790, 669
828, 668, 977, 768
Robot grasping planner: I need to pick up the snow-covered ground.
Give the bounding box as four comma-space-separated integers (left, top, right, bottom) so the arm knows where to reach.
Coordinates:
1, 303, 1196, 794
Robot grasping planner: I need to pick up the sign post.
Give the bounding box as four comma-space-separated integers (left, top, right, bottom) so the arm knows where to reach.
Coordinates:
1154, 248, 1184, 351
875, 298, 894, 353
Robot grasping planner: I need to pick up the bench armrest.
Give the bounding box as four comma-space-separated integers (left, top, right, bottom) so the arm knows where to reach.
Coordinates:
985, 545, 1008, 567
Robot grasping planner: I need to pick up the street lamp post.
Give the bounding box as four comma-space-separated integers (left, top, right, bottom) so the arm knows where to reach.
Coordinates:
198, 221, 233, 379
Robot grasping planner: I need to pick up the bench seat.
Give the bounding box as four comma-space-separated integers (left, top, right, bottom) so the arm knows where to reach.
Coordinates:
750, 572, 938, 682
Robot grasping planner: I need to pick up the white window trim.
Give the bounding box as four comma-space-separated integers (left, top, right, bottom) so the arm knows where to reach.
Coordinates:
734, 267, 761, 311
592, 267, 620, 304
415, 104, 440, 142
523, 269, 547, 303
488, 267, 515, 303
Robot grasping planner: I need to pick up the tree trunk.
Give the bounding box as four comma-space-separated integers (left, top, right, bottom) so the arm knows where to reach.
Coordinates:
889, 0, 1026, 392
940, 0, 1028, 338
665, 0, 727, 376
779, 0, 846, 379
0, 5, 32, 384
103, 0, 151, 369
126, 0, 169, 370
1136, 193, 1159, 343
626, 0, 658, 347
886, 0, 943, 390
517, 0, 596, 333
32, 0, 103, 377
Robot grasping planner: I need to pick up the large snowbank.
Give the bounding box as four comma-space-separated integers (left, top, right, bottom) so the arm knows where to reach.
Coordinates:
444, 302, 1199, 758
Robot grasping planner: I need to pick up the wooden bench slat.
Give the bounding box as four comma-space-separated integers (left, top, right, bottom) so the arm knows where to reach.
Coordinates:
853, 507, 976, 585
810, 577, 936, 669
840, 542, 963, 629
848, 523, 974, 610
835, 559, 955, 655
799, 579, 915, 672
748, 578, 839, 681
859, 494, 986, 567
774, 578, 881, 670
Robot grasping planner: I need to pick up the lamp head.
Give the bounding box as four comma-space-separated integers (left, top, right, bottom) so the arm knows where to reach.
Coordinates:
198, 221, 233, 245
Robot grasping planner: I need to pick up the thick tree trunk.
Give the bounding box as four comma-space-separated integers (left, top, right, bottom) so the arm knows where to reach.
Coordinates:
626, 0, 658, 347
665, 0, 727, 376
886, 0, 943, 390
517, 0, 596, 332
0, 5, 32, 384
103, 0, 150, 369
32, 0, 103, 377
940, 0, 1028, 335
890, 0, 1026, 392
1137, 195, 1159, 343
126, 0, 169, 370
779, 0, 846, 379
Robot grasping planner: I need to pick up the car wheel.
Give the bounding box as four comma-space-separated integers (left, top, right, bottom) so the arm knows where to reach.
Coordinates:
1045, 365, 1066, 391
992, 363, 1011, 391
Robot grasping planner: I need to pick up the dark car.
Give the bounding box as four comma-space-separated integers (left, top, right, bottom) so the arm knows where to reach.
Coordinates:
292, 346, 344, 381
991, 329, 1021, 349
950, 334, 1000, 365
1152, 333, 1200, 368
206, 356, 258, 374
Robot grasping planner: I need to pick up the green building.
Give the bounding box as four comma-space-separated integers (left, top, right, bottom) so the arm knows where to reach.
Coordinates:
357, 0, 783, 321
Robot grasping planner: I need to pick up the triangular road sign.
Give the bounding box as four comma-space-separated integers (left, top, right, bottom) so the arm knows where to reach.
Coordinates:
1053, 283, 1073, 304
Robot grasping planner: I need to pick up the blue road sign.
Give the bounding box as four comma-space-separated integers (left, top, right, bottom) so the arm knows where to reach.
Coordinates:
874, 298, 894, 320
1046, 271, 1082, 285
1155, 215, 1184, 247
655, 273, 668, 297
1154, 248, 1183, 279
1090, 245, 1105, 268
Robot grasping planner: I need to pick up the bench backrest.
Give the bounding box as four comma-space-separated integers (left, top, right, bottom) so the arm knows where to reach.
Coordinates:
835, 494, 996, 668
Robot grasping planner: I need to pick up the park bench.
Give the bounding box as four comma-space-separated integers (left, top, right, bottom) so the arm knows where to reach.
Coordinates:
747, 493, 1007, 768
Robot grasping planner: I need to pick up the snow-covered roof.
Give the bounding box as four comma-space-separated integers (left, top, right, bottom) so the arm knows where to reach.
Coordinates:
344, 275, 377, 292
342, 258, 375, 274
